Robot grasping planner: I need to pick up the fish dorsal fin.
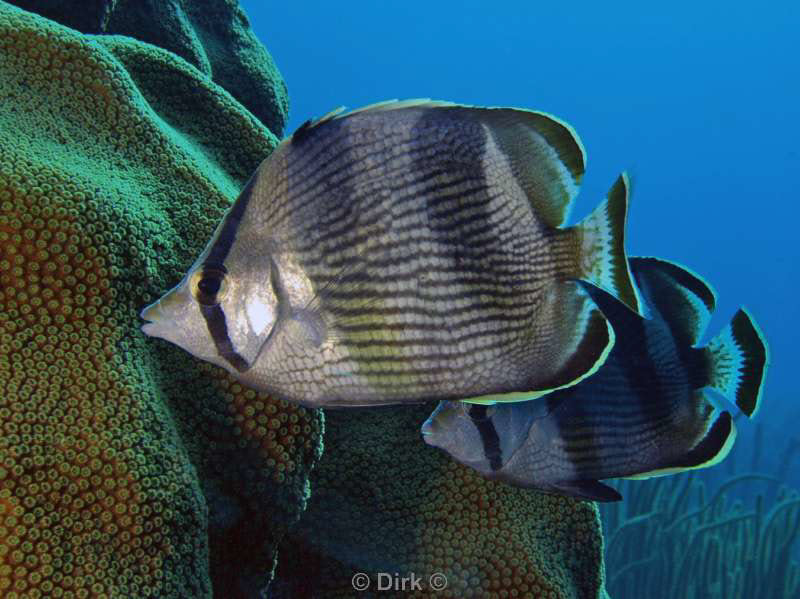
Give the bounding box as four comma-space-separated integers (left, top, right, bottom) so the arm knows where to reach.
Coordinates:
629, 257, 716, 345
291, 99, 458, 142
290, 106, 346, 143
291, 100, 585, 227
478, 108, 586, 227
337, 98, 458, 115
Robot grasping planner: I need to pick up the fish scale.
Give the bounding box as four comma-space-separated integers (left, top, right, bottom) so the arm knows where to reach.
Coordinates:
141, 100, 642, 407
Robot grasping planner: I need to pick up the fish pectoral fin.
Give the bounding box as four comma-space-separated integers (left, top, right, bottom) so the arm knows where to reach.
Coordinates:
550, 479, 622, 502
299, 244, 392, 343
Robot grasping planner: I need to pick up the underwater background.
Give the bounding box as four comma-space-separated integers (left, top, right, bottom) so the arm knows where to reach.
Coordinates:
0, 0, 797, 597
242, 0, 800, 597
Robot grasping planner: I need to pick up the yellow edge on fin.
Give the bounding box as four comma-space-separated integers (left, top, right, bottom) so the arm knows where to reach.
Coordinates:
623, 418, 738, 480
313, 105, 346, 125
462, 314, 616, 405
463, 390, 550, 406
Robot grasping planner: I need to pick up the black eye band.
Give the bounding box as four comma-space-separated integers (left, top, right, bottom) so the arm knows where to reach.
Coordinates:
198, 276, 221, 297
196, 264, 227, 306
468, 404, 503, 471
468, 404, 490, 421
199, 303, 250, 373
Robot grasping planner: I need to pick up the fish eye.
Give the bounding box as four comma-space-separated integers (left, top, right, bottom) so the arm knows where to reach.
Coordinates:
192, 266, 228, 306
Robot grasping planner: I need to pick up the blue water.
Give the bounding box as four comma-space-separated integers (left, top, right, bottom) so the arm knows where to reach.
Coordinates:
243, 0, 799, 592
244, 1, 798, 423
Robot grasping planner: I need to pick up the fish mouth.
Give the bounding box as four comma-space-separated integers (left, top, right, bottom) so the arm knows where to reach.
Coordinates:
140, 302, 159, 322
140, 298, 168, 337
420, 416, 440, 442
140, 286, 185, 336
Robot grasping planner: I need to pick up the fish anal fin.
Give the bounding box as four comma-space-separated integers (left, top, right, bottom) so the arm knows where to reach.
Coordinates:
462, 284, 613, 404
625, 410, 737, 480
550, 479, 622, 502
536, 283, 615, 389
557, 173, 641, 315
462, 391, 545, 405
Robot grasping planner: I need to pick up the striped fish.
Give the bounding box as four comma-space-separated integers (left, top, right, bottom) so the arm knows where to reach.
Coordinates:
422, 257, 769, 501
140, 100, 642, 408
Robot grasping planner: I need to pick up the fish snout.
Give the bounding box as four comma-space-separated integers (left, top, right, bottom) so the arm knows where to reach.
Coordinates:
421, 415, 438, 438
421, 404, 452, 446
140, 298, 161, 320
140, 299, 165, 337
140, 286, 186, 337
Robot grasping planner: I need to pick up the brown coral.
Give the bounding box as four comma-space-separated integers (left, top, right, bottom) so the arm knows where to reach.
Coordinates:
0, 2, 320, 596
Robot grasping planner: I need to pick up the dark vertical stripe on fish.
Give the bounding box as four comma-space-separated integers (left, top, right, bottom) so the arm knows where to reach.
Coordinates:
286, 135, 446, 223
551, 284, 673, 468
408, 108, 502, 306
199, 304, 250, 372
203, 172, 259, 269
468, 405, 503, 471
291, 119, 315, 145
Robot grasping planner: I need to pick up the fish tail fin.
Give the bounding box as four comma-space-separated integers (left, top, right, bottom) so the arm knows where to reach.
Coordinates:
703, 308, 769, 418
560, 172, 641, 315
625, 408, 737, 480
